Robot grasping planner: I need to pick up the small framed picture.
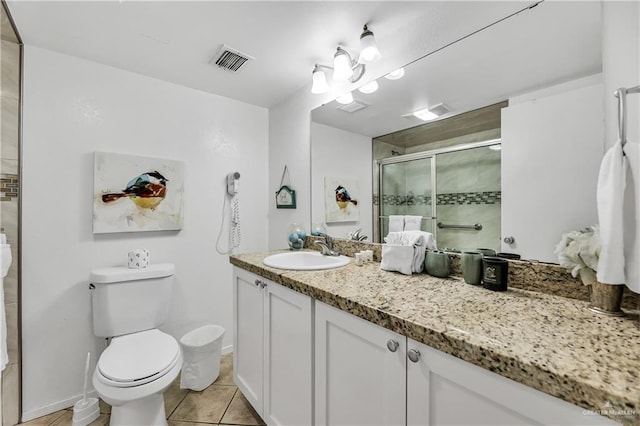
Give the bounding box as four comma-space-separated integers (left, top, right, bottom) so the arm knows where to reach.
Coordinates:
275, 185, 296, 209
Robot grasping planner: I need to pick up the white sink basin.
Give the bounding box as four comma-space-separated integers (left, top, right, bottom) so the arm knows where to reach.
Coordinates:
263, 251, 350, 271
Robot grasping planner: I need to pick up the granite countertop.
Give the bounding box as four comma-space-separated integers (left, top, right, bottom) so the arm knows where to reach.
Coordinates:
230, 251, 640, 425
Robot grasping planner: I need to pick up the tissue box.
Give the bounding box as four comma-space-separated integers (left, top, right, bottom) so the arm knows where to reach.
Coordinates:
128, 249, 150, 269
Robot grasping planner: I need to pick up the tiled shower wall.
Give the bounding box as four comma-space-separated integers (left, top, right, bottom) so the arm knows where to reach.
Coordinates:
1, 2, 21, 424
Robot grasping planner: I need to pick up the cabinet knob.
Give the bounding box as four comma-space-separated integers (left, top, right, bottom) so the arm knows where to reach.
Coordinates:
386, 339, 399, 352
407, 349, 421, 363
503, 236, 515, 244
261, 281, 268, 289
254, 279, 261, 287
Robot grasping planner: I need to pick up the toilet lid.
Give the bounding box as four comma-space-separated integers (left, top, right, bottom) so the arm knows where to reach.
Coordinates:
98, 329, 180, 386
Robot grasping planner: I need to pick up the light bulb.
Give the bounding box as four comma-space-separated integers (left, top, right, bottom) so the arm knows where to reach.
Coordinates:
336, 92, 354, 104
333, 47, 353, 81
385, 67, 405, 80
358, 80, 379, 94
358, 25, 380, 64
311, 66, 329, 94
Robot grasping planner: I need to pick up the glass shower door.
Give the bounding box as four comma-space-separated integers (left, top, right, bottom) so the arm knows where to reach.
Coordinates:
435, 145, 501, 251
378, 157, 433, 239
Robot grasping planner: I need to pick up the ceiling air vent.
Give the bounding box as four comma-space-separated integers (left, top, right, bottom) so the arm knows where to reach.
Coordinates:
336, 100, 369, 113
210, 44, 254, 73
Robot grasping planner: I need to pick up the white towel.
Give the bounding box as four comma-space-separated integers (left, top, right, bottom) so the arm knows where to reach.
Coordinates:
380, 244, 414, 275
0, 241, 11, 372
623, 142, 639, 293
404, 215, 422, 231
597, 140, 627, 284
388, 215, 404, 233
382, 231, 437, 274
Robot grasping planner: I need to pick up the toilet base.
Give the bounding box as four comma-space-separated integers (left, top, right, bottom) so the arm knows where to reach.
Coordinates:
110, 393, 167, 426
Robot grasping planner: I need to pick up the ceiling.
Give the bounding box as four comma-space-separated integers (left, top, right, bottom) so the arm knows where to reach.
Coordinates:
5, 1, 470, 108
311, 1, 602, 139
5, 1, 544, 109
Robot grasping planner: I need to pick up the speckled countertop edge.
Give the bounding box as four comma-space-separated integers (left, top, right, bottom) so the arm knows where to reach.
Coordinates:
230, 251, 640, 425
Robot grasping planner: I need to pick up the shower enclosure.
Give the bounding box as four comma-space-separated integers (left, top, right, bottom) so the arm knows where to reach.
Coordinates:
374, 140, 501, 252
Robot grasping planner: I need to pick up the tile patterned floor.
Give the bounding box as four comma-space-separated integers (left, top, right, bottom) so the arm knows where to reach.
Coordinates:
19, 353, 265, 426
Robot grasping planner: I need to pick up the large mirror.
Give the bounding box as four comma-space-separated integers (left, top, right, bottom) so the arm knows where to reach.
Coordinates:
311, 1, 603, 263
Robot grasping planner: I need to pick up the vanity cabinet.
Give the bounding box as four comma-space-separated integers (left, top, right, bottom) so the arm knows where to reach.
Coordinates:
406, 338, 618, 425
315, 301, 406, 426
313, 302, 617, 426
232, 268, 313, 426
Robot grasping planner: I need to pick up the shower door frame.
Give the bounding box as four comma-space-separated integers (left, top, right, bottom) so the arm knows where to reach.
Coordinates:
375, 138, 501, 243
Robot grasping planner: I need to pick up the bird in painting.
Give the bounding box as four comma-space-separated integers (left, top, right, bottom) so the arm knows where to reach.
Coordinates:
101, 171, 168, 210
335, 185, 358, 209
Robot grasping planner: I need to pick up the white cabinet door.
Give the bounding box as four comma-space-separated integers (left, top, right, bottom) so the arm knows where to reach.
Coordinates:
233, 268, 313, 426
233, 268, 264, 413
407, 339, 618, 426
315, 301, 406, 426
263, 280, 313, 426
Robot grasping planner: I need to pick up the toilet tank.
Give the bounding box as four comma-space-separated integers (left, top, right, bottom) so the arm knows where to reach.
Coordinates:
90, 263, 175, 337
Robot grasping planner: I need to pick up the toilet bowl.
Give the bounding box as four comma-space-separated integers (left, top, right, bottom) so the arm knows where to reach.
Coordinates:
93, 329, 182, 426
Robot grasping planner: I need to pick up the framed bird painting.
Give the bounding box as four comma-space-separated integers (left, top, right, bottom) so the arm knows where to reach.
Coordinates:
324, 176, 360, 223
93, 152, 185, 233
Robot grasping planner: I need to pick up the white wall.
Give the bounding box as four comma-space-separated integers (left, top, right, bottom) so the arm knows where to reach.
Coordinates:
21, 46, 269, 419
602, 1, 639, 291
268, 2, 534, 249
501, 75, 603, 262
310, 122, 372, 239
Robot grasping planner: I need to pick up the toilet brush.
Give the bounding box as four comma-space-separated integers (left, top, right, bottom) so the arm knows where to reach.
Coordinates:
72, 352, 100, 426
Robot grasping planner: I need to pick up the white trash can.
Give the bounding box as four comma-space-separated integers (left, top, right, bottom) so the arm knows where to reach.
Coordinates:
179, 325, 226, 391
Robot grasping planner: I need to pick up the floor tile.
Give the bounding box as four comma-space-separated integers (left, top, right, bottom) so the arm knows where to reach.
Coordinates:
164, 376, 189, 417
169, 385, 236, 423
167, 421, 210, 426
98, 398, 111, 414
216, 352, 234, 385
18, 410, 66, 425
220, 390, 264, 426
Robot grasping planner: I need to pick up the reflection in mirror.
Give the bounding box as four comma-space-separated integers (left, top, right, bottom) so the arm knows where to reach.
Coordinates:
311, 1, 602, 262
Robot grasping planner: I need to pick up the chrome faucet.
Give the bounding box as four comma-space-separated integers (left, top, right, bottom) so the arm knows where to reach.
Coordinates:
315, 235, 339, 256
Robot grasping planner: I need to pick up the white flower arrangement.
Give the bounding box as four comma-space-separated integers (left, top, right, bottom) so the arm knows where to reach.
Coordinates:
554, 225, 600, 285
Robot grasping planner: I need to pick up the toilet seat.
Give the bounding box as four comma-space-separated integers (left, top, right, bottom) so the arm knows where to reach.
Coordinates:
97, 329, 180, 388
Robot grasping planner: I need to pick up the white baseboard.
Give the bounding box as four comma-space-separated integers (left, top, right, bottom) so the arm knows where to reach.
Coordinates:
21, 390, 98, 422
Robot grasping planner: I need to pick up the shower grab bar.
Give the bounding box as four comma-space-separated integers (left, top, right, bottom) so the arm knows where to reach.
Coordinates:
615, 85, 640, 148
437, 222, 483, 231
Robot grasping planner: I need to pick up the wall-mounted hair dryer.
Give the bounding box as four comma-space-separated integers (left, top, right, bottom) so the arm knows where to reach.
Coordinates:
227, 172, 240, 197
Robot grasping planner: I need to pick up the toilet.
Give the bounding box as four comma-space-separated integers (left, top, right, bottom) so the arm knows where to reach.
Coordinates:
90, 263, 182, 426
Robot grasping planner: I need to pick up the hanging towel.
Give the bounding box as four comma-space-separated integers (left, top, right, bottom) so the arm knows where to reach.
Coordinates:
622, 142, 639, 293
0, 239, 11, 371
388, 215, 404, 233
404, 215, 423, 231
597, 140, 627, 284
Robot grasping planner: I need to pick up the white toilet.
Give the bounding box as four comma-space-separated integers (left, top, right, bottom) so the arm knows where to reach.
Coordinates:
90, 263, 182, 426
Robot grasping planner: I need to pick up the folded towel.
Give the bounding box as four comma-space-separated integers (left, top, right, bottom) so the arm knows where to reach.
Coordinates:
597, 140, 627, 284
404, 215, 422, 231
380, 244, 414, 275
382, 231, 437, 274
388, 215, 404, 233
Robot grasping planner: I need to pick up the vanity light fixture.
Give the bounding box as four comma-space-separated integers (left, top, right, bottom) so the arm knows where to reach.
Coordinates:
358, 25, 381, 63
358, 80, 379, 94
311, 24, 381, 94
489, 144, 502, 151
336, 92, 354, 104
311, 65, 330, 94
384, 67, 405, 80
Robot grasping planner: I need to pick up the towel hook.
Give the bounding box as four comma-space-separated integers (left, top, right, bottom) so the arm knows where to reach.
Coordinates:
615, 85, 640, 148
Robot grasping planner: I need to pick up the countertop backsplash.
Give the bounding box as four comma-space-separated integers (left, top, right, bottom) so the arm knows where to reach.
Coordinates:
305, 236, 639, 311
